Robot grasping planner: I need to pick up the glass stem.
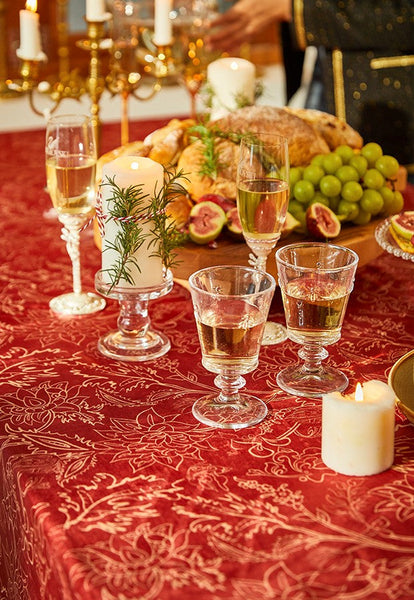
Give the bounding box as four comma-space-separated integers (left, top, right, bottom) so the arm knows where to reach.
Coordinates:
298, 343, 329, 374
59, 214, 86, 296
214, 374, 246, 404
118, 297, 150, 339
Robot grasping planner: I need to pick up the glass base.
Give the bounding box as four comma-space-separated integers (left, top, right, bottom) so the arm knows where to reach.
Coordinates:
277, 364, 349, 398
261, 321, 288, 345
49, 292, 106, 316
192, 394, 268, 430
98, 329, 171, 362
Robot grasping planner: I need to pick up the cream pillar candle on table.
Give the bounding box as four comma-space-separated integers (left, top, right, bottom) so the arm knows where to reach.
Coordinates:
153, 0, 173, 46
207, 57, 256, 120
100, 156, 165, 289
322, 380, 395, 476
18, 0, 44, 61
86, 0, 107, 21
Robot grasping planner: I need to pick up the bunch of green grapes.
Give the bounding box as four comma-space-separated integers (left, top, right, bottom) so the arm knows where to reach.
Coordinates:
288, 142, 404, 229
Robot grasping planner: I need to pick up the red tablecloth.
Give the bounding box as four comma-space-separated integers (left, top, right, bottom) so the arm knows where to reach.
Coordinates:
0, 122, 414, 600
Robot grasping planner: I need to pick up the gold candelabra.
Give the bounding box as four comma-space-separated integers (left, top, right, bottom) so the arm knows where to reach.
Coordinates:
5, 11, 174, 150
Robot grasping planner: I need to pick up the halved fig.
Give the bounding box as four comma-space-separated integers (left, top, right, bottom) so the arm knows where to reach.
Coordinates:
226, 207, 243, 239
390, 211, 414, 240
188, 201, 227, 244
306, 202, 341, 239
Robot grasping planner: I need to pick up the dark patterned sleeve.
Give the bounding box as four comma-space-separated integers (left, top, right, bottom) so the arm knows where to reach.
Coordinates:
293, 0, 414, 50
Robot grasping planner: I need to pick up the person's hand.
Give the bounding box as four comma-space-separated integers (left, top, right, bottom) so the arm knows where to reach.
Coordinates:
206, 0, 291, 52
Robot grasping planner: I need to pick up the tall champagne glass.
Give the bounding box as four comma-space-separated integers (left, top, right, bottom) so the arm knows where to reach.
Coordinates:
275, 242, 359, 397
189, 265, 275, 429
236, 132, 290, 344
45, 114, 106, 315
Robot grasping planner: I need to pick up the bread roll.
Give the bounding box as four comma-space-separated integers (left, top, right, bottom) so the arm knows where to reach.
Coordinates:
213, 105, 330, 166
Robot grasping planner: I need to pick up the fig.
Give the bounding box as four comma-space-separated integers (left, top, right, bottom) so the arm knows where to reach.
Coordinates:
226, 207, 243, 239
196, 193, 235, 213
281, 211, 301, 238
390, 211, 414, 240
306, 202, 341, 239
188, 200, 227, 244
254, 198, 277, 233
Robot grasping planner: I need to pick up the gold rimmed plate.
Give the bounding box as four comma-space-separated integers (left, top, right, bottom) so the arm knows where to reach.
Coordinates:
388, 349, 414, 423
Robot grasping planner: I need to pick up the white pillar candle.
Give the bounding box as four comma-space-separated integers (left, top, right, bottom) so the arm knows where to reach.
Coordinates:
153, 0, 173, 46
322, 380, 395, 476
18, 1, 44, 61
86, 0, 108, 22
100, 156, 165, 289
207, 57, 256, 120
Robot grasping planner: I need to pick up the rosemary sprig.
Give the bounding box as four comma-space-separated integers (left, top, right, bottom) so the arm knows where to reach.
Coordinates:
188, 124, 274, 179
100, 171, 188, 291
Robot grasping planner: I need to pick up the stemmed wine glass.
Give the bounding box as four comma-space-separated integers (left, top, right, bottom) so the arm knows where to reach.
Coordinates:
236, 132, 290, 344
45, 114, 106, 315
275, 242, 359, 397
189, 265, 275, 429
172, 0, 219, 119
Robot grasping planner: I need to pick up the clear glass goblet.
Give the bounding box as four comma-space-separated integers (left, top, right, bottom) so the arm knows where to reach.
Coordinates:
45, 114, 106, 315
189, 265, 275, 429
236, 132, 290, 344
275, 242, 359, 397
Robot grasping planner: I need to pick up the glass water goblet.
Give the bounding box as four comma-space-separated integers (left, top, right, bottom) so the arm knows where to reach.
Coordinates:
236, 132, 290, 344
275, 242, 359, 397
189, 265, 275, 429
45, 114, 106, 315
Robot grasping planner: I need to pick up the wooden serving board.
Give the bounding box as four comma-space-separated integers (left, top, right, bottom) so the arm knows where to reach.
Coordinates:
171, 218, 384, 281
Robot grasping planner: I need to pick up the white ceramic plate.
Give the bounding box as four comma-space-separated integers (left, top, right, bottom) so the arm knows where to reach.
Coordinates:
375, 219, 414, 263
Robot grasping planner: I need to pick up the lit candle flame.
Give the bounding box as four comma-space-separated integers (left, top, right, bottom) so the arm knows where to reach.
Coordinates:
230, 61, 239, 71
25, 0, 37, 12
355, 382, 364, 402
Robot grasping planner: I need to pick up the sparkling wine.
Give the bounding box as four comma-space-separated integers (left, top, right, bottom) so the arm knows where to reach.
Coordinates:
282, 273, 350, 345
237, 178, 289, 240
46, 156, 96, 216
196, 300, 265, 374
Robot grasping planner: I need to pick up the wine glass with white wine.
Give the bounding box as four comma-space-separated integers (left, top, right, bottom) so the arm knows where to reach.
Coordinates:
45, 114, 106, 315
236, 132, 290, 344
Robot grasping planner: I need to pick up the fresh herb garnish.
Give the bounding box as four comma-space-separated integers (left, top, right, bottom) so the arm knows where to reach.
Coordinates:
100, 171, 188, 290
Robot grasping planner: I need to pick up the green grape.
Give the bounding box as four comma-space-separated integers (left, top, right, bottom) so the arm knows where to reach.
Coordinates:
328, 195, 341, 212
361, 142, 383, 167
360, 188, 384, 215
289, 167, 303, 190
349, 154, 368, 177
311, 191, 330, 207
293, 179, 315, 204
381, 190, 404, 215
335, 165, 360, 184
311, 154, 326, 167
334, 145, 355, 164
322, 152, 343, 174
363, 168, 385, 190
289, 199, 306, 217
303, 164, 325, 186
320, 174, 342, 197
341, 180, 363, 202
337, 199, 359, 221
352, 209, 371, 225
375, 155, 399, 179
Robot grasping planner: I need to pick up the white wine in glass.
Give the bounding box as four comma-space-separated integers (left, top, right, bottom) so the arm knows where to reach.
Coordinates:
45, 114, 106, 315
236, 132, 290, 344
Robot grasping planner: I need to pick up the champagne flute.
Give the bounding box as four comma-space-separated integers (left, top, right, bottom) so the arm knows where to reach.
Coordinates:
189, 265, 275, 429
45, 114, 106, 315
236, 132, 290, 344
275, 242, 359, 397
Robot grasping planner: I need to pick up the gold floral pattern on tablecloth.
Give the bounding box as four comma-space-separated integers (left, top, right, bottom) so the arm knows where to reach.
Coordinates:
0, 125, 414, 600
